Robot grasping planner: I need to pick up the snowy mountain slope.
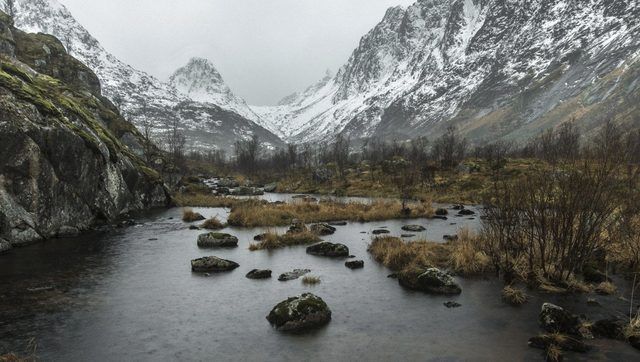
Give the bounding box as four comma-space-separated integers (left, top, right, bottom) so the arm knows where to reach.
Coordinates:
11, 0, 284, 150
255, 0, 640, 144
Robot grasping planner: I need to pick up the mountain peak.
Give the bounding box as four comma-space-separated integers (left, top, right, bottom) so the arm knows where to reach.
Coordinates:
169, 57, 228, 102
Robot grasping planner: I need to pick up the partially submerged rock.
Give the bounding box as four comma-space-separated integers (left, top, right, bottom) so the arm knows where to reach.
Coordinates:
372, 229, 390, 235
310, 223, 337, 235
592, 318, 626, 339
0, 239, 11, 254
306, 242, 349, 257
538, 303, 580, 334
266, 293, 332, 331
399, 267, 462, 294
444, 301, 462, 308
329, 221, 347, 226
458, 209, 475, 216
401, 225, 426, 232
57, 226, 79, 238
264, 183, 278, 193
345, 260, 364, 269
197, 232, 238, 247
278, 269, 311, 281
191, 256, 239, 272
246, 269, 272, 279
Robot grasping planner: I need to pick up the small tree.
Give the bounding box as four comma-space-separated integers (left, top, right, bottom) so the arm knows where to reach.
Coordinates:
234, 134, 262, 177
431, 125, 467, 168
332, 133, 350, 180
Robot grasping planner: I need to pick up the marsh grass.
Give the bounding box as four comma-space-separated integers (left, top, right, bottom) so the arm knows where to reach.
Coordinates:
545, 344, 563, 362
248, 229, 321, 251
501, 285, 528, 305
447, 227, 491, 275
0, 339, 37, 362
181, 208, 204, 222
228, 199, 433, 227
301, 276, 321, 285
175, 193, 240, 208
595, 281, 618, 295
367, 235, 448, 271
0, 354, 27, 362
200, 216, 226, 230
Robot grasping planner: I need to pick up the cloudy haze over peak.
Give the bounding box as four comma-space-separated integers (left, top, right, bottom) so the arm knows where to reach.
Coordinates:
53, 0, 417, 106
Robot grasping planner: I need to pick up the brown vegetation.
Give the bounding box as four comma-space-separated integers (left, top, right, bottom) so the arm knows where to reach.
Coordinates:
248, 229, 321, 251
502, 286, 529, 305
181, 208, 203, 222
301, 276, 322, 285
367, 235, 449, 271
200, 216, 226, 230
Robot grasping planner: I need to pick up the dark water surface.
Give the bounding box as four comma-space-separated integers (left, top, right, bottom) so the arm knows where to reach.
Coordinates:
0, 201, 637, 361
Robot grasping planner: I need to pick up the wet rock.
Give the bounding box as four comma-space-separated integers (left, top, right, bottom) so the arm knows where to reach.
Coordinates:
310, 223, 337, 235
264, 183, 278, 193
592, 318, 626, 339
189, 225, 200, 230
345, 260, 364, 269
57, 226, 79, 238
186, 212, 206, 221
401, 225, 426, 232
191, 256, 239, 272
372, 229, 390, 235
538, 303, 580, 334
458, 209, 475, 216
579, 326, 594, 340
401, 234, 415, 238
431, 215, 448, 220
246, 269, 272, 279
117, 219, 136, 228
266, 293, 332, 331
329, 221, 348, 226
306, 242, 349, 257
254, 233, 269, 241
443, 234, 459, 242
287, 219, 307, 234
149, 238, 158, 241
444, 302, 462, 308
0, 239, 12, 254
452, 204, 464, 210
435, 208, 449, 216
399, 268, 462, 295
197, 232, 238, 247
348, 255, 356, 258
278, 269, 311, 281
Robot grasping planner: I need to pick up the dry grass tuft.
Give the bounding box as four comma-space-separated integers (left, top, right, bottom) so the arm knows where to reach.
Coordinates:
367, 236, 448, 271
248, 229, 321, 251
228, 199, 434, 227
301, 276, 321, 285
595, 281, 617, 295
502, 285, 529, 305
447, 227, 492, 275
0, 354, 28, 362
182, 208, 203, 222
200, 216, 226, 230
545, 344, 563, 362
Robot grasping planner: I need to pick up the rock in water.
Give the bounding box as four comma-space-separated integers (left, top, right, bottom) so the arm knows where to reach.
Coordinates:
372, 229, 390, 235
191, 256, 239, 272
278, 269, 311, 281
263, 183, 278, 193
266, 293, 332, 331
57, 226, 79, 238
197, 232, 238, 247
538, 303, 580, 334
401, 225, 426, 232
246, 269, 272, 279
398, 268, 462, 294
345, 260, 364, 269
444, 301, 462, 308
306, 242, 349, 257
0, 239, 11, 254
309, 223, 337, 235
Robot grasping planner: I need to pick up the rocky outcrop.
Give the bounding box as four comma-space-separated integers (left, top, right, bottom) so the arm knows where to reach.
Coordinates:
191, 256, 239, 272
278, 269, 311, 281
197, 232, 238, 247
0, 12, 171, 249
399, 268, 462, 295
306, 242, 349, 257
0, 238, 11, 254
246, 269, 272, 279
266, 293, 332, 331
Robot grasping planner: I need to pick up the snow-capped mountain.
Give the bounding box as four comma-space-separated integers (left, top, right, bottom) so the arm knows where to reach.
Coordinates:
11, 0, 283, 150
255, 0, 640, 144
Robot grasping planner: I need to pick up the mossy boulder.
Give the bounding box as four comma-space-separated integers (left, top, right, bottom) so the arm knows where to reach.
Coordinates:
197, 232, 238, 247
538, 303, 580, 334
398, 267, 462, 294
266, 293, 332, 331
191, 256, 239, 272
309, 223, 337, 235
306, 242, 349, 257
278, 269, 311, 281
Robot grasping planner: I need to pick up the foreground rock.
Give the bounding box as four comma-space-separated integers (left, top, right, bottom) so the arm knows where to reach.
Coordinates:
345, 260, 364, 269
266, 293, 332, 331
538, 303, 580, 334
401, 225, 426, 232
309, 223, 337, 235
191, 256, 239, 272
278, 269, 311, 281
399, 268, 462, 294
306, 242, 349, 257
197, 232, 238, 247
246, 269, 272, 279
0, 239, 11, 254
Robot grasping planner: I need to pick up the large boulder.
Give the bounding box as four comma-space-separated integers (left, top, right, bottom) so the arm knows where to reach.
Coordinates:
538, 303, 580, 334
310, 223, 336, 235
246, 269, 272, 279
399, 268, 462, 294
191, 256, 239, 272
306, 242, 349, 257
278, 269, 311, 281
266, 293, 332, 331
197, 232, 238, 247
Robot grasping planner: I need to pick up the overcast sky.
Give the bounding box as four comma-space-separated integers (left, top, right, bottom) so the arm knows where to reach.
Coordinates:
58, 0, 417, 106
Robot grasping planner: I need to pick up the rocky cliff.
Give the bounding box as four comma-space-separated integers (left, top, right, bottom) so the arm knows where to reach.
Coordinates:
0, 11, 171, 253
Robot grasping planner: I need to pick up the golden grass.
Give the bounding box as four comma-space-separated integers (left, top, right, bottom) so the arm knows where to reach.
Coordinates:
301, 276, 321, 285
502, 285, 529, 305
545, 344, 563, 362
595, 281, 618, 295
175, 193, 240, 208
367, 235, 448, 271
248, 229, 321, 251
0, 354, 28, 362
182, 208, 203, 222
228, 199, 434, 227
447, 227, 492, 275
624, 316, 640, 340
200, 216, 226, 230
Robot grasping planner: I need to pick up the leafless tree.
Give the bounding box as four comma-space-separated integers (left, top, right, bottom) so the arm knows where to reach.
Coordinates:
234, 134, 262, 176
431, 125, 467, 168
332, 133, 350, 180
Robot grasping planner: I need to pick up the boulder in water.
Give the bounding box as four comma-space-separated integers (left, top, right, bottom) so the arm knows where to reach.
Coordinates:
306, 242, 349, 257
266, 293, 332, 331
191, 256, 239, 272
197, 232, 238, 247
